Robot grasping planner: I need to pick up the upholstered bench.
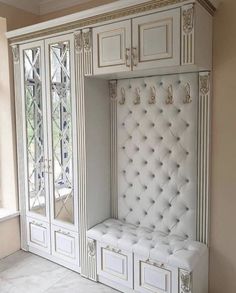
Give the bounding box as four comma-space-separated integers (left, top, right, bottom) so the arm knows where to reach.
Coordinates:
87, 218, 208, 293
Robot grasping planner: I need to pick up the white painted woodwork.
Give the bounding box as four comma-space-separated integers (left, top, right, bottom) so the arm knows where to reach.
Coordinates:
134, 256, 178, 293
132, 9, 181, 70
27, 217, 50, 253
51, 225, 79, 265
93, 20, 131, 74
97, 243, 133, 289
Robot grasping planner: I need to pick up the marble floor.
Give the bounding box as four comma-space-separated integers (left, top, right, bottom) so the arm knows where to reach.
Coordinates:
0, 251, 118, 293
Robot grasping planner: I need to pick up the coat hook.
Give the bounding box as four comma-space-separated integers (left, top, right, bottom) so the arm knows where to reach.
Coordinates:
134, 87, 141, 105
166, 85, 174, 105
119, 87, 126, 105
183, 83, 192, 104
149, 86, 157, 104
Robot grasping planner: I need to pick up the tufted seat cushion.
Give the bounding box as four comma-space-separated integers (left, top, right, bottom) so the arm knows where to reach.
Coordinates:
87, 218, 207, 271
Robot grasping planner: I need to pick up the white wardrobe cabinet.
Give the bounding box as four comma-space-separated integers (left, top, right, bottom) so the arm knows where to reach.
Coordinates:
19, 34, 80, 270
93, 9, 180, 75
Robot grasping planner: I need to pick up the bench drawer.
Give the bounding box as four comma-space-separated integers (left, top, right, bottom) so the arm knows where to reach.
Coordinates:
27, 217, 50, 253
51, 225, 79, 265
97, 243, 133, 288
134, 256, 178, 293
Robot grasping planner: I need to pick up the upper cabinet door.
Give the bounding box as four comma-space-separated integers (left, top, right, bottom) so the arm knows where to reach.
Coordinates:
93, 20, 132, 75
132, 9, 181, 70
20, 41, 50, 222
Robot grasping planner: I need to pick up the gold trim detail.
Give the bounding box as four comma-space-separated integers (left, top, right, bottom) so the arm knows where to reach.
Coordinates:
74, 31, 83, 52
179, 270, 193, 293
83, 29, 92, 51
87, 239, 96, 257
183, 6, 194, 34
9, 0, 216, 44
12, 45, 19, 63
200, 73, 210, 95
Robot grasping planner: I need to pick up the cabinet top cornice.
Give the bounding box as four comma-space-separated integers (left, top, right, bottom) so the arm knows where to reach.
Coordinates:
6, 0, 219, 44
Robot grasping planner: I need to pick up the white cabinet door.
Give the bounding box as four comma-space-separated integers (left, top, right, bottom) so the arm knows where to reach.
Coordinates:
132, 9, 181, 70
27, 217, 50, 253
51, 225, 79, 265
93, 20, 132, 74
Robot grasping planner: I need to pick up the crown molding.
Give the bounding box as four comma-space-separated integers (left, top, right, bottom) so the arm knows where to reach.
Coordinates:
6, 0, 219, 43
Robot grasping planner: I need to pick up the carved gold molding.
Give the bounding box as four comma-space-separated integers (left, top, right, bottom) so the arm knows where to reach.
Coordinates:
183, 6, 194, 34
179, 270, 193, 293
9, 0, 216, 44
12, 45, 20, 63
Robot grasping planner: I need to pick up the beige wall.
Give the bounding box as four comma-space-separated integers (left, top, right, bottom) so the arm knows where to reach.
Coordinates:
210, 1, 236, 293
0, 217, 20, 259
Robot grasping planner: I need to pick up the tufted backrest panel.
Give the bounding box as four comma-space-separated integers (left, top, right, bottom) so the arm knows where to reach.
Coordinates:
116, 73, 198, 240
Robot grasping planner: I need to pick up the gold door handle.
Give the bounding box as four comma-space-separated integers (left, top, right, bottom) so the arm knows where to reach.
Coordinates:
132, 47, 138, 67
125, 48, 131, 68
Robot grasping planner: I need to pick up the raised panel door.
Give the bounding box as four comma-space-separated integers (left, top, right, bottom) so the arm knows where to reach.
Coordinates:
132, 9, 181, 70
93, 20, 132, 74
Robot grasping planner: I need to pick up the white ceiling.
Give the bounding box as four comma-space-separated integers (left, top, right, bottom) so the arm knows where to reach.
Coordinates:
0, 0, 91, 15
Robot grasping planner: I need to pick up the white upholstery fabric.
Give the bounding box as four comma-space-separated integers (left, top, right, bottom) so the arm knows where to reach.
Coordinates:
87, 219, 207, 271
116, 73, 198, 239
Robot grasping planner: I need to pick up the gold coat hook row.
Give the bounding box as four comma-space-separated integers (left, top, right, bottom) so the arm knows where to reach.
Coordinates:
118, 84, 192, 105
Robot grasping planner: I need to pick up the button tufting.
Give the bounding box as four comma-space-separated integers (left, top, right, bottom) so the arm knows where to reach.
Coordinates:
129, 110, 132, 114
136, 171, 140, 176
152, 174, 155, 178
137, 196, 141, 201
144, 161, 148, 165
178, 109, 181, 113
144, 136, 147, 140
160, 188, 163, 192
177, 164, 180, 168
168, 123, 172, 127
123, 194, 126, 198
122, 122, 125, 126
123, 170, 126, 174
136, 147, 140, 151
130, 208, 133, 212
151, 148, 155, 153
144, 211, 148, 215
130, 183, 133, 187
151, 123, 155, 127
129, 159, 133, 163
144, 110, 147, 114
160, 109, 163, 113
122, 146, 125, 150
137, 123, 140, 127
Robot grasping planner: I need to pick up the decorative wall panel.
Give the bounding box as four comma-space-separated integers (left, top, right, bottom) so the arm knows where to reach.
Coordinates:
116, 73, 198, 240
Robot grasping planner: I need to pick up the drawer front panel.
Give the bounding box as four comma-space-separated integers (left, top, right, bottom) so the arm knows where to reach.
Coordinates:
134, 256, 176, 293
141, 262, 171, 293
52, 225, 79, 265
97, 243, 133, 288
102, 249, 127, 279
27, 217, 50, 253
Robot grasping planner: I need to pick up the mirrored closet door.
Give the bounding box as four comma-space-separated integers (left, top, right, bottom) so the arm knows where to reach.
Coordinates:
21, 41, 50, 222
45, 35, 78, 231
20, 34, 79, 261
